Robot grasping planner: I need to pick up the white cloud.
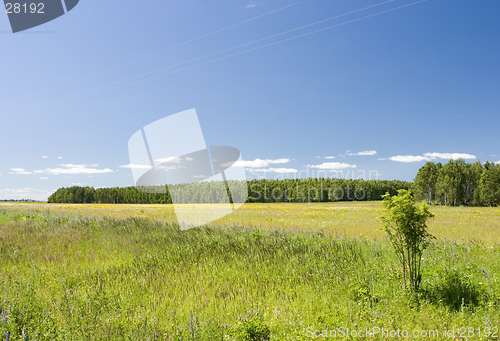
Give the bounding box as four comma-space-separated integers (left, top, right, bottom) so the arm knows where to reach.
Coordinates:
387, 152, 477, 163
61, 163, 98, 168
0, 188, 53, 201
423, 152, 476, 160
163, 165, 181, 171
250, 168, 298, 173
346, 150, 377, 156
246, 1, 256, 8
268, 167, 298, 173
185, 157, 194, 161
309, 162, 356, 170
233, 158, 290, 168
36, 164, 114, 175
495, 161, 500, 165
155, 156, 182, 164
388, 155, 430, 163
58, 156, 63, 159
9, 168, 32, 175
324, 156, 336, 159
118, 164, 150, 169
119, 164, 180, 171
39, 177, 49, 180
193, 175, 208, 178
42, 156, 48, 158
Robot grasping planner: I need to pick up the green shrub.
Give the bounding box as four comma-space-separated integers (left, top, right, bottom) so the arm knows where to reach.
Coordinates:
229, 311, 271, 341
380, 189, 435, 290
430, 270, 487, 311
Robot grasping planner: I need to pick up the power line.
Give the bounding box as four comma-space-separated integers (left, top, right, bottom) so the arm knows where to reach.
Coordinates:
3, 2, 300, 105
8, 0, 426, 115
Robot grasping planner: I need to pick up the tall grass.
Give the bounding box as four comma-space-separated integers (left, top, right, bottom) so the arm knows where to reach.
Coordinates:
2, 202, 500, 245
0, 210, 499, 340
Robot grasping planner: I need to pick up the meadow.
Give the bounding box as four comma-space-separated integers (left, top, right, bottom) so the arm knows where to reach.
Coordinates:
3, 201, 500, 245
0, 202, 499, 340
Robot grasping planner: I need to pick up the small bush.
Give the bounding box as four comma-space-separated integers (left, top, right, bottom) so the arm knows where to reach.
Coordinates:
228, 311, 271, 341
380, 190, 435, 291
428, 271, 487, 311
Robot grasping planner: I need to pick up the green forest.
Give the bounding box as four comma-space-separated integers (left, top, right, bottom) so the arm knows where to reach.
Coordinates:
48, 159, 500, 206
48, 178, 410, 204
413, 159, 500, 206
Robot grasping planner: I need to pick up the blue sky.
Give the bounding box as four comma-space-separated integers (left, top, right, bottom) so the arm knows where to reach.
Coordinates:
1, 0, 499, 200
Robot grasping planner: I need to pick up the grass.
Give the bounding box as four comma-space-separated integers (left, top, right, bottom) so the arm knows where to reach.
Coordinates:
0, 205, 499, 339
2, 201, 500, 245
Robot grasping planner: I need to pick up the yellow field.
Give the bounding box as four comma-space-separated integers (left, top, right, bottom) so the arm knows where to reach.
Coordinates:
2, 201, 500, 245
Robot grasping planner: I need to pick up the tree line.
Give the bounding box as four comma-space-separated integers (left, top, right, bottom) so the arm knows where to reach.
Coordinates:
48, 178, 410, 204
48, 159, 500, 206
413, 159, 500, 206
